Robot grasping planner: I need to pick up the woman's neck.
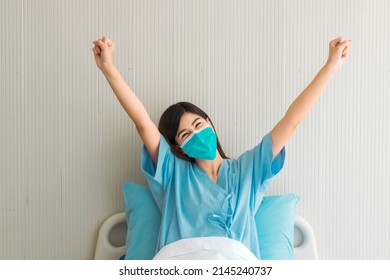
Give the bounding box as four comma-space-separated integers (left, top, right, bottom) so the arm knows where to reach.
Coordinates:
195, 153, 224, 183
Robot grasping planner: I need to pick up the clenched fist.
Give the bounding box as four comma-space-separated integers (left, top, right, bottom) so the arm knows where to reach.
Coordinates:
326, 37, 352, 71
92, 36, 115, 72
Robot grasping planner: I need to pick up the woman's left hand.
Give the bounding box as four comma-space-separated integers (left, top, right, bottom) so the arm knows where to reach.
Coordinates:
325, 36, 352, 71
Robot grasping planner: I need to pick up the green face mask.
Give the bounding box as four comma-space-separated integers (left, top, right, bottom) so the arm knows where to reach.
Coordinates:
180, 124, 217, 160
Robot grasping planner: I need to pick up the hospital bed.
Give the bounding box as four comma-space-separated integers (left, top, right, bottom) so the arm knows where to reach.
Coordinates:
94, 213, 319, 260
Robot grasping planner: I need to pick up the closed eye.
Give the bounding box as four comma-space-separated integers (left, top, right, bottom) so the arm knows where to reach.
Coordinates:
181, 132, 189, 139
177, 118, 204, 141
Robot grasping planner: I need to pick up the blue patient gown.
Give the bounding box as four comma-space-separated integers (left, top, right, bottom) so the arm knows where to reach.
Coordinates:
141, 132, 285, 259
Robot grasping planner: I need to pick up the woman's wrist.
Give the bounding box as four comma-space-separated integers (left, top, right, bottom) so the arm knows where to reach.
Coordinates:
322, 61, 339, 76
101, 63, 117, 78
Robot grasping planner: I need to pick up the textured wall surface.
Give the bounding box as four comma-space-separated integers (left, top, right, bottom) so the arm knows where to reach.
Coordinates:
1, 0, 389, 259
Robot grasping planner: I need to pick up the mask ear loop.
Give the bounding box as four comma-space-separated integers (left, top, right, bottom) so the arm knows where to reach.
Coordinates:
206, 118, 216, 134
175, 144, 187, 155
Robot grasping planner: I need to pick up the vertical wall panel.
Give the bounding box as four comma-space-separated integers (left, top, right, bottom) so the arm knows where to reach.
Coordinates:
284, 0, 390, 259
0, 0, 24, 260
0, 0, 389, 259
209, 0, 250, 157
22, 0, 60, 259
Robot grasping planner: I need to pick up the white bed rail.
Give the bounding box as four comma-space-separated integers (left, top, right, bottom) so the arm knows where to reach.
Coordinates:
293, 215, 319, 260
94, 212, 127, 260
94, 213, 319, 260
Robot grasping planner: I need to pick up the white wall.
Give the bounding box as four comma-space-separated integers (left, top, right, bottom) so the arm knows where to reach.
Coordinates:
1, 0, 389, 259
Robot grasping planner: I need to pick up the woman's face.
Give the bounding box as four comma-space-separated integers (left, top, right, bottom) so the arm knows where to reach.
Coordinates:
175, 112, 209, 146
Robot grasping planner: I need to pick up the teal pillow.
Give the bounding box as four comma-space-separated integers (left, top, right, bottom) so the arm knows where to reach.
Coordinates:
123, 182, 298, 260
255, 194, 300, 260
123, 182, 161, 260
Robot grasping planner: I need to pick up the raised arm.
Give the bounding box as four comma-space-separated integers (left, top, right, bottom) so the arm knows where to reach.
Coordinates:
92, 36, 160, 165
270, 37, 352, 160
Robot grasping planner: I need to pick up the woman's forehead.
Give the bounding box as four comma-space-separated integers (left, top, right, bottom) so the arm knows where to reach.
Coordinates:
178, 112, 205, 128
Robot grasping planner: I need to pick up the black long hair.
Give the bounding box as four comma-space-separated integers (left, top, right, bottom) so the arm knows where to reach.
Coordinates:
158, 102, 228, 162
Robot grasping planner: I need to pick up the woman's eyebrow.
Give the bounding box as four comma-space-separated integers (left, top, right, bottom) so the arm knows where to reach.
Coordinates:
177, 118, 201, 138
192, 117, 201, 126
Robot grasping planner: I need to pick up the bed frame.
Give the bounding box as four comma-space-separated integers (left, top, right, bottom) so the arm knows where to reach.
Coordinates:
94, 213, 319, 260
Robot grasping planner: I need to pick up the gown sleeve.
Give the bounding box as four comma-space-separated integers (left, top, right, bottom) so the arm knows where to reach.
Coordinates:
237, 132, 286, 211
141, 134, 175, 210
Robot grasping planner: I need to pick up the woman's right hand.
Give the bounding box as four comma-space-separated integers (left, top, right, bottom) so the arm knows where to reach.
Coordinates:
325, 36, 352, 72
92, 36, 115, 72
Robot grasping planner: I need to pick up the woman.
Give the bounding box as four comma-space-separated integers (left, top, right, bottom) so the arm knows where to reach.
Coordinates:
92, 36, 351, 259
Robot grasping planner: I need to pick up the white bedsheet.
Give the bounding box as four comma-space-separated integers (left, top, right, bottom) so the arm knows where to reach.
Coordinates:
152, 237, 258, 260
